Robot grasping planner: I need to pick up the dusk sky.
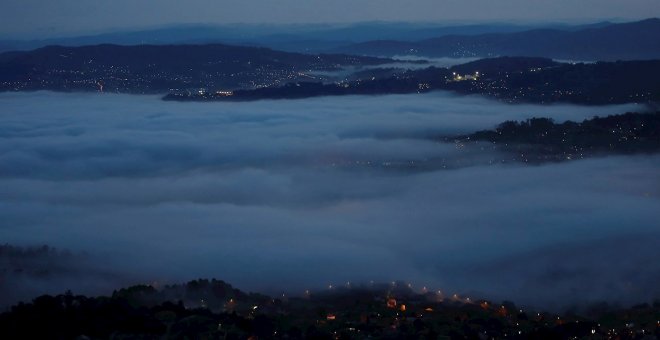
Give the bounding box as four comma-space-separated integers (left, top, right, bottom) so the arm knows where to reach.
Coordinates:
1, 0, 660, 37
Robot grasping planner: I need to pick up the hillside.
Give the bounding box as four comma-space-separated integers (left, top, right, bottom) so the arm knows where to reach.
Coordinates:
0, 43, 390, 93
167, 57, 660, 105
453, 112, 660, 163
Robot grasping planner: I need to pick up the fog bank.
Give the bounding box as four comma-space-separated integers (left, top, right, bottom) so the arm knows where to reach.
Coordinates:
0, 91, 657, 310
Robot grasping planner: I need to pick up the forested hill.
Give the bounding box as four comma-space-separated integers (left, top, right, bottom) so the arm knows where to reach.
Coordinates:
167, 57, 660, 105
453, 112, 660, 163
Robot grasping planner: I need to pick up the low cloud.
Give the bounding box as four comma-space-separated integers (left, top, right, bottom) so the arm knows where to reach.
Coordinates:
0, 91, 657, 310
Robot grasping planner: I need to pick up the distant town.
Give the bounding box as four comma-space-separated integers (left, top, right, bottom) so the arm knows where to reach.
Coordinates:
166, 58, 660, 105
0, 44, 392, 94
2, 44, 659, 106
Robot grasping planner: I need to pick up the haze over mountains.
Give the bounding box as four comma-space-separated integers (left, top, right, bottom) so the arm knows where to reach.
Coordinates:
0, 19, 637, 55
335, 18, 660, 61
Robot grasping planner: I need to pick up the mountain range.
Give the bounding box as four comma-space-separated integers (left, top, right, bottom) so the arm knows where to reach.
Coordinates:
0, 21, 616, 54
333, 18, 660, 61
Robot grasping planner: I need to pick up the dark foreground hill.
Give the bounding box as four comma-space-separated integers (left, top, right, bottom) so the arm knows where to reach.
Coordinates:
1, 278, 659, 339
335, 19, 660, 61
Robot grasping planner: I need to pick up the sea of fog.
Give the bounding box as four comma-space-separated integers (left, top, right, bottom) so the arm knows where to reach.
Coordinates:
310, 57, 479, 79
0, 91, 659, 310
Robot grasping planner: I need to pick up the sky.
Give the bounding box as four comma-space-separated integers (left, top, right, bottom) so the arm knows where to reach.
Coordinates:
1, 0, 660, 38
1, 91, 658, 310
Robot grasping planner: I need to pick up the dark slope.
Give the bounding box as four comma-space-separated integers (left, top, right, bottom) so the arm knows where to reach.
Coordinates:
1, 277, 659, 339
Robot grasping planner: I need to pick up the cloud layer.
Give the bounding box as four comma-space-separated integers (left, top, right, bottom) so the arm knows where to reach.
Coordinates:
0, 91, 658, 310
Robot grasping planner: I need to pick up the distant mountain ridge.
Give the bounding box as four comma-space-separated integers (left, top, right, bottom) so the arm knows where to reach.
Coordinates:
334, 18, 660, 61
0, 21, 618, 54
